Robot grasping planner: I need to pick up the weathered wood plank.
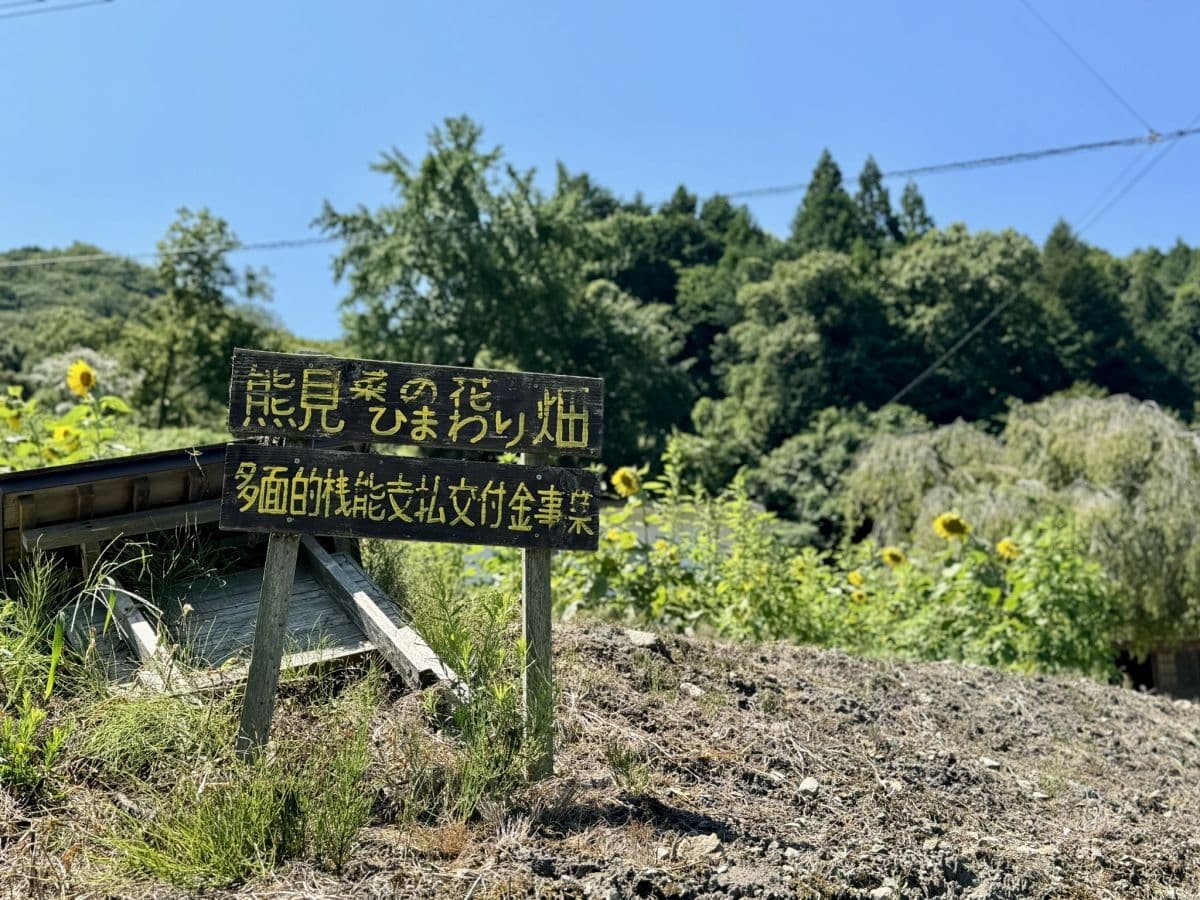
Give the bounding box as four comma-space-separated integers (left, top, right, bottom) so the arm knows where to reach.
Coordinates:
236, 434, 314, 759
21, 500, 221, 552
298, 536, 459, 693
220, 445, 601, 551
228, 348, 604, 456
99, 577, 160, 665
236, 527, 303, 756
521, 451, 555, 779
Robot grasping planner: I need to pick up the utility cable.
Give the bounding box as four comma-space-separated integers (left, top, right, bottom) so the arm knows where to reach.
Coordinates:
1078, 110, 1200, 235
1015, 0, 1156, 134
2, 123, 1199, 273
724, 126, 1195, 200
0, 0, 111, 21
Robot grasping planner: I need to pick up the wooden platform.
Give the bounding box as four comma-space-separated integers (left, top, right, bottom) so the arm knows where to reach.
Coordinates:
68, 551, 428, 692
0, 442, 460, 697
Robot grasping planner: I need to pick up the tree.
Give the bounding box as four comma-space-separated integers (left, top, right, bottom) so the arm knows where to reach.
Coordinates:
318, 117, 692, 463
898, 181, 934, 241
882, 225, 1062, 421
789, 150, 862, 255
318, 116, 592, 370
124, 208, 272, 427
855, 157, 902, 251
687, 250, 896, 482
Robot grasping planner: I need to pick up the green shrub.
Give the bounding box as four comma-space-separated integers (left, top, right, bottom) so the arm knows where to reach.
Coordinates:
847, 394, 1200, 650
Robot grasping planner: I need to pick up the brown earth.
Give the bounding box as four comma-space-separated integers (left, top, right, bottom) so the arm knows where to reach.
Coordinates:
5, 623, 1200, 899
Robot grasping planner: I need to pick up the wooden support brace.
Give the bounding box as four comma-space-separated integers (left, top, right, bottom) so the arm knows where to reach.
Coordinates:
236, 438, 311, 759
298, 535, 462, 696
520, 451, 555, 779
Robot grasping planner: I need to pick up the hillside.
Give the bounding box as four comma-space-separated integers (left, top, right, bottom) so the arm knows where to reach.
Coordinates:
0, 244, 159, 372
4, 623, 1197, 899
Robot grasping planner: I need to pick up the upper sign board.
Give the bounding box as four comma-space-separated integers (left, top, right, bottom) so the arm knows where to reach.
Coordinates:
228, 349, 604, 456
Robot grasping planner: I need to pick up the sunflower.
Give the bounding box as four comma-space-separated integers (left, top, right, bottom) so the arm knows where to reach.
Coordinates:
5, 413, 19, 431
850, 589, 868, 604
881, 546, 907, 568
52, 424, 78, 446
611, 466, 641, 498
847, 569, 865, 587
933, 512, 970, 540
996, 538, 1021, 561
67, 360, 97, 398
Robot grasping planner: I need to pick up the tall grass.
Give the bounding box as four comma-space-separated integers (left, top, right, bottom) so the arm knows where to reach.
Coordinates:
363, 539, 532, 821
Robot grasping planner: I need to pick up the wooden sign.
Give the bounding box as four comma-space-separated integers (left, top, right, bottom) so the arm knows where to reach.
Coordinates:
228, 348, 604, 457
224, 349, 603, 776
219, 444, 601, 551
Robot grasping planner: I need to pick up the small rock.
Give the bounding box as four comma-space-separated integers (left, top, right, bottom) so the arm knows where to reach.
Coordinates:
870, 888, 894, 899
768, 839, 780, 851
679, 832, 722, 858
679, 681, 704, 699
980, 756, 1001, 769
1032, 791, 1051, 800
624, 628, 661, 649
656, 846, 670, 861
716, 864, 729, 874
799, 776, 820, 796
784, 846, 801, 859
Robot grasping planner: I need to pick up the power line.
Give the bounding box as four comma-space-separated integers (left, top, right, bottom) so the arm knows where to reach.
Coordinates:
886, 111, 1200, 409
884, 297, 1019, 408
1074, 145, 1154, 228
0, 1, 49, 11
1079, 110, 1200, 235
3, 122, 1199, 274
724, 126, 1196, 200
0, 0, 111, 21
1015, 0, 1156, 134
0, 236, 337, 271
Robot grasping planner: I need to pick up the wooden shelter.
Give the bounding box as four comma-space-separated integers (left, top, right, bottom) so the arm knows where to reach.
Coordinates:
0, 442, 454, 694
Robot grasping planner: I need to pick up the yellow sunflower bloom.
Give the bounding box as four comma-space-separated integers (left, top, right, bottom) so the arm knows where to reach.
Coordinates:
996, 538, 1021, 561
881, 546, 907, 568
67, 360, 97, 397
933, 512, 970, 540
5, 414, 19, 430
847, 570, 865, 587
611, 466, 641, 498
850, 589, 868, 604
52, 424, 78, 445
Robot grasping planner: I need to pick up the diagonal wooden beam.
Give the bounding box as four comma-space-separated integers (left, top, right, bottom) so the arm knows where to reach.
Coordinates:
298, 535, 463, 698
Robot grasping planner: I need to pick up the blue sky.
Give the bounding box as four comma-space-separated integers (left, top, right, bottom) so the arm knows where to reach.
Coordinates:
2, 0, 1197, 339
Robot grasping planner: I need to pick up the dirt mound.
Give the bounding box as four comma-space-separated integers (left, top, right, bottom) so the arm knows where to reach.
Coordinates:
317, 625, 1200, 898
7, 624, 1200, 899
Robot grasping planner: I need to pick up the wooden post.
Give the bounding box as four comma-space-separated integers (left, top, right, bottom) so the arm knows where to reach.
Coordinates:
521, 451, 554, 778
235, 439, 310, 759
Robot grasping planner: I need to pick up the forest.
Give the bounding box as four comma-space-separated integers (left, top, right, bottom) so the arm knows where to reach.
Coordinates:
4, 115, 1200, 663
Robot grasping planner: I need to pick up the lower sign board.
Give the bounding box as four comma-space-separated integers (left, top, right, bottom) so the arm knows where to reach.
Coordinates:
219, 444, 601, 551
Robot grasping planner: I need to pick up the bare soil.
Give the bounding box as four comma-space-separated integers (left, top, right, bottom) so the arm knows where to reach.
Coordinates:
5, 623, 1200, 899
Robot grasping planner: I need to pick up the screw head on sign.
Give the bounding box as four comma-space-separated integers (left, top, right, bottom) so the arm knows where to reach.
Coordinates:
536, 474, 543, 480
293, 458, 300, 464
286, 516, 294, 523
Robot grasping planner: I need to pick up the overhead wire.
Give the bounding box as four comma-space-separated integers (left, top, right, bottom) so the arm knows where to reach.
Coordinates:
1015, 0, 1157, 134
883, 112, 1200, 409
0, 0, 111, 21
3, 124, 1199, 274
1078, 110, 1200, 235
